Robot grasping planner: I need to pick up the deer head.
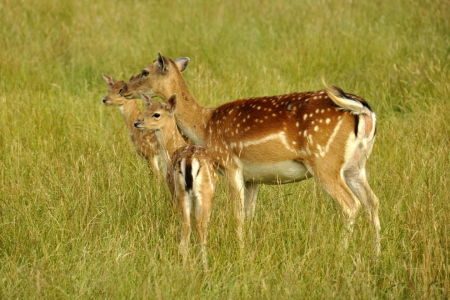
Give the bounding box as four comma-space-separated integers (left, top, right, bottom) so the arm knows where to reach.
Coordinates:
121, 53, 189, 100
134, 93, 177, 132
101, 74, 127, 106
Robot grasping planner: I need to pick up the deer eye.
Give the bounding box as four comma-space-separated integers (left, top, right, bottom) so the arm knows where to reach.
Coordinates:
153, 113, 160, 118
142, 70, 149, 77
118, 88, 123, 95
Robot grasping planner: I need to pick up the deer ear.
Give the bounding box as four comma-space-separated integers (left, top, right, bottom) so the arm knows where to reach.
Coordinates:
102, 74, 116, 87
174, 57, 190, 73
157, 52, 169, 74
139, 91, 154, 107
166, 94, 177, 114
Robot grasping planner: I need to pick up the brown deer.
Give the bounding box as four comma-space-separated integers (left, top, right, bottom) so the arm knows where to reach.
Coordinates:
134, 93, 218, 269
102, 74, 162, 172
121, 53, 381, 254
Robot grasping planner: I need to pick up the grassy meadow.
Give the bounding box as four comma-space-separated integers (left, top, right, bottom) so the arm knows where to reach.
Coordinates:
1, 0, 449, 298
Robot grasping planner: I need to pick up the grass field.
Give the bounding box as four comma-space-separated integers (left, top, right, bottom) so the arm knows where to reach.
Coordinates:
1, 0, 449, 298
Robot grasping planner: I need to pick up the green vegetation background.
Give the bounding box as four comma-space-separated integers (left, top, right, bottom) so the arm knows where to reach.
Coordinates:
1, 0, 449, 298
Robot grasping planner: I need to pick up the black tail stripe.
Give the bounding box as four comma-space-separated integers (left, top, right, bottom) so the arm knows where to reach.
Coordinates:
354, 115, 359, 137
185, 163, 193, 192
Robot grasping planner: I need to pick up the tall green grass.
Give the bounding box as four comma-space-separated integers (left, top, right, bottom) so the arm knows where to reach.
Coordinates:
1, 0, 449, 298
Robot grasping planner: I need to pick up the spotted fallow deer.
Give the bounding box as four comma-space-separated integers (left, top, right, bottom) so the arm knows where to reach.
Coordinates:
102, 74, 162, 172
121, 53, 381, 254
134, 93, 218, 269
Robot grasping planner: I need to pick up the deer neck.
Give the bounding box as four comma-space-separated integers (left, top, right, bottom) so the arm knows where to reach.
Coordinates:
154, 121, 189, 166
118, 100, 143, 137
161, 84, 214, 146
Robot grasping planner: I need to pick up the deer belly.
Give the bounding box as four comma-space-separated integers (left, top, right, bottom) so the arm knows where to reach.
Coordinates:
242, 160, 310, 184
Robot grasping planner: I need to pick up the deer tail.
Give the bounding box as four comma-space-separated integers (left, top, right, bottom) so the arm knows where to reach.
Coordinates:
323, 80, 372, 116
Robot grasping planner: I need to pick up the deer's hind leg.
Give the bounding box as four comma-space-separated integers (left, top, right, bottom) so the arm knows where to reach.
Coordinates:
176, 181, 192, 267
343, 167, 381, 255
190, 160, 217, 271
193, 184, 214, 270
308, 159, 362, 250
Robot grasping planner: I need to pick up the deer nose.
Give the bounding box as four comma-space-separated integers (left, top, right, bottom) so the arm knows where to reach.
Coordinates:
134, 121, 141, 128
102, 98, 108, 104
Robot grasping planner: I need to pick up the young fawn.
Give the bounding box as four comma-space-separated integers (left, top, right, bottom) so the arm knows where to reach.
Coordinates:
134, 93, 218, 269
122, 53, 381, 254
102, 74, 161, 172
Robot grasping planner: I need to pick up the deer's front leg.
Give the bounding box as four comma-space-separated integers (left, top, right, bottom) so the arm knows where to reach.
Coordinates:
226, 166, 246, 248
244, 181, 259, 219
